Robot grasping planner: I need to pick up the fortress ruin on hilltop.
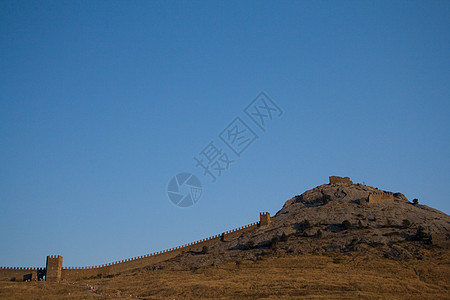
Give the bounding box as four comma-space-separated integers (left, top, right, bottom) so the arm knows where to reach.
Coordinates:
329, 176, 353, 185
329, 176, 394, 204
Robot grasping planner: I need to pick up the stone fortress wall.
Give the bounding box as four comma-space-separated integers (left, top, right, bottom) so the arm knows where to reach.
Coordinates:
368, 191, 394, 204
0, 267, 45, 282
329, 176, 353, 185
1, 213, 270, 282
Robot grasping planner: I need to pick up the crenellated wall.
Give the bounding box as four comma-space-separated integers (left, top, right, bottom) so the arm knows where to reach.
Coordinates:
61, 221, 259, 280
368, 192, 394, 204
0, 220, 260, 281
0, 267, 45, 281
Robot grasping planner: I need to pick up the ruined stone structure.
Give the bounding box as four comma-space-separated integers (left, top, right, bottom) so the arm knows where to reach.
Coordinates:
432, 233, 450, 247
329, 176, 353, 185
259, 212, 271, 226
1, 214, 267, 282
368, 192, 394, 204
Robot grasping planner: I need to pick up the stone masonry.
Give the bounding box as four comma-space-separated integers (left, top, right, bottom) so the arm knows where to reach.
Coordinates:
368, 192, 394, 204
329, 176, 353, 185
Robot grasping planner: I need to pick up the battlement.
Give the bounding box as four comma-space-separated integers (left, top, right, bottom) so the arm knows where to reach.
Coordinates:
1, 215, 263, 281
329, 176, 353, 185
260, 212, 271, 226
368, 191, 394, 204
0, 267, 44, 271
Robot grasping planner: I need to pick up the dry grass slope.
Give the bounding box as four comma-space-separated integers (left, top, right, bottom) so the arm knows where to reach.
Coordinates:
1, 248, 449, 299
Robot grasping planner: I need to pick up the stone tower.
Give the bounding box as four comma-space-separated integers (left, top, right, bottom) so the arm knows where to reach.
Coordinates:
46, 255, 63, 282
260, 212, 271, 226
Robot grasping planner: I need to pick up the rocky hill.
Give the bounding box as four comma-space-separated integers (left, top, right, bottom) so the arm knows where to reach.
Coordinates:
170, 178, 449, 267
92, 176, 449, 273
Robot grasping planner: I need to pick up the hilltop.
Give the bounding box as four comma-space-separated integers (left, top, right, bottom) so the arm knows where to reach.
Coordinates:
1, 176, 449, 299
159, 177, 450, 267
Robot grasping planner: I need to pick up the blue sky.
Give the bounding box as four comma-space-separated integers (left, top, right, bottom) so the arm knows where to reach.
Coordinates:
1, 1, 449, 267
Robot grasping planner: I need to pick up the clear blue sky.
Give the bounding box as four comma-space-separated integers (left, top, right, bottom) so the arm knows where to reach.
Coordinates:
1, 1, 449, 268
